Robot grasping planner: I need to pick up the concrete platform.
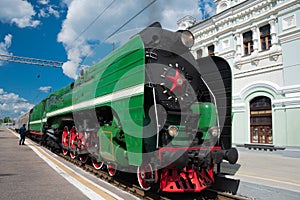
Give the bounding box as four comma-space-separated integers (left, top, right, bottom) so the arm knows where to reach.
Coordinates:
0, 128, 138, 200
2, 127, 299, 200
215, 147, 300, 199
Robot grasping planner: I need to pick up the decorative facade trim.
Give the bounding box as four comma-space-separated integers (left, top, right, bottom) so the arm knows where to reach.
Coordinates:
232, 103, 246, 113
234, 64, 282, 79
186, 0, 300, 147
234, 82, 300, 100
278, 28, 300, 43
282, 14, 297, 30
177, 16, 196, 30
233, 81, 282, 100
273, 98, 300, 109
191, 0, 298, 44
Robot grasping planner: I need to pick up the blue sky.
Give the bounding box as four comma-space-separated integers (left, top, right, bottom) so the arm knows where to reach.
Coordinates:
0, 0, 215, 120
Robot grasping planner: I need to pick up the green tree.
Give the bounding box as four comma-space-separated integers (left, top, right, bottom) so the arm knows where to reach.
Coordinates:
3, 117, 11, 123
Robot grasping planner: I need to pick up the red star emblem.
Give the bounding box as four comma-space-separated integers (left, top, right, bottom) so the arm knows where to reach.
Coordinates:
166, 68, 186, 93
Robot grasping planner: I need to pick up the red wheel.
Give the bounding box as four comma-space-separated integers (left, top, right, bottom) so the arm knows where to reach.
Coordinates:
62, 127, 69, 148
70, 127, 77, 149
62, 149, 68, 156
137, 164, 153, 191
70, 151, 76, 159
79, 155, 88, 163
92, 158, 103, 170
107, 164, 117, 176
77, 132, 87, 150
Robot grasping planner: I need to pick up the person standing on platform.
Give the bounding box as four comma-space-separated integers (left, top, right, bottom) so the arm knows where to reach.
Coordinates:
19, 124, 26, 145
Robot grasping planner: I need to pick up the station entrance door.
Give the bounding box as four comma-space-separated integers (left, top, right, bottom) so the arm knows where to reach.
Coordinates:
250, 96, 273, 144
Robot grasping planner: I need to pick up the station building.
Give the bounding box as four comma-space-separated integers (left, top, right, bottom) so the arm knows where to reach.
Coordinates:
178, 0, 300, 148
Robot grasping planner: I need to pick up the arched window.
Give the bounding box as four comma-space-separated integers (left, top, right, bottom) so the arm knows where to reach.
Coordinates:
219, 2, 228, 12
250, 96, 273, 144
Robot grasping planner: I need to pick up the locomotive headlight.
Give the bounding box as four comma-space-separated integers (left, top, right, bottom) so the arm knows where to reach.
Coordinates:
152, 34, 160, 45
208, 127, 220, 137
168, 126, 179, 137
179, 30, 194, 48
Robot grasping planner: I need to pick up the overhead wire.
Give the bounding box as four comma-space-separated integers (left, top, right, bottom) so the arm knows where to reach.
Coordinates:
2, 0, 158, 116
1, 0, 157, 69
6, 0, 117, 99
80, 0, 158, 66
104, 0, 157, 41
71, 0, 117, 45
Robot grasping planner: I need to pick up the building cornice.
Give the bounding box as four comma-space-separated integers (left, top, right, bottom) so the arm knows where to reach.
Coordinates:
190, 0, 298, 44
234, 64, 283, 79
273, 98, 300, 109
278, 28, 300, 43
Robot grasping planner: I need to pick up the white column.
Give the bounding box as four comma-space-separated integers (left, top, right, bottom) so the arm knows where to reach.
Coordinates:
233, 32, 242, 69
251, 25, 259, 54
204, 43, 209, 56
213, 39, 219, 56
235, 32, 242, 57
269, 19, 278, 47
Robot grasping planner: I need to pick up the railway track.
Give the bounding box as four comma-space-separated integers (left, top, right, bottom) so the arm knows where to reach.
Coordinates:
39, 141, 248, 200
59, 152, 168, 200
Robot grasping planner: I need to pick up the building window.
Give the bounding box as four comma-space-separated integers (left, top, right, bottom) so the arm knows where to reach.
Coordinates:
260, 24, 271, 51
208, 45, 215, 56
196, 49, 203, 59
243, 31, 253, 56
250, 96, 273, 144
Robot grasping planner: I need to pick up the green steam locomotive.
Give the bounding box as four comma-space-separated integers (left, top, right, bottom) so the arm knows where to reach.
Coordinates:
25, 22, 238, 192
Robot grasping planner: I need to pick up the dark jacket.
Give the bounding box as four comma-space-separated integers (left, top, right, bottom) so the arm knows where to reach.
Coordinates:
19, 126, 26, 135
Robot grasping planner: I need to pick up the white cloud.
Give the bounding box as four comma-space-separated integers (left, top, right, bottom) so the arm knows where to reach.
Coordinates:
38, 9, 48, 18
0, 34, 12, 52
38, 0, 50, 5
0, 34, 13, 66
48, 6, 60, 18
57, 0, 205, 79
38, 5, 61, 19
11, 17, 40, 28
39, 86, 52, 93
62, 0, 73, 7
198, 0, 216, 19
61, 60, 80, 79
0, 0, 40, 28
0, 88, 34, 119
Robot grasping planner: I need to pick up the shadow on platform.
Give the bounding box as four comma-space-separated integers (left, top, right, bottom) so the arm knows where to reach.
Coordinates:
212, 175, 240, 195
212, 162, 241, 194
